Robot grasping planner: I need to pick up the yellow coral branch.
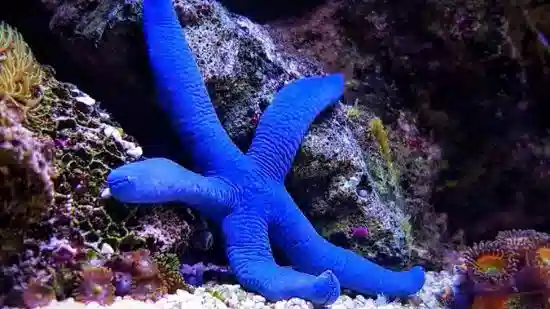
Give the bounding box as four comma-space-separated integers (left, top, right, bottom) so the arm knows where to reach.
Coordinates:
369, 117, 400, 189
369, 117, 393, 170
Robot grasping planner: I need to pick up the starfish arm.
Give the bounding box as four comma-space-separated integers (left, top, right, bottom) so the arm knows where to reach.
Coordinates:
143, 0, 243, 174
272, 198, 426, 297
222, 212, 341, 305
247, 74, 345, 182
107, 158, 232, 220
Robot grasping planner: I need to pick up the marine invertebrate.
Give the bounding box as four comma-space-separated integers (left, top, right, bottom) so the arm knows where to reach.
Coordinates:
0, 22, 44, 109
180, 262, 207, 286
17, 241, 187, 306
0, 94, 24, 126
22, 281, 56, 309
113, 271, 132, 296
462, 240, 519, 291
67, 248, 184, 303
533, 244, 550, 270
495, 229, 547, 253
127, 249, 159, 279
153, 253, 180, 274
0, 40, 191, 304
441, 230, 550, 308
108, 249, 169, 301
103, 249, 185, 299
154, 253, 188, 293
130, 274, 167, 301
158, 266, 187, 294
350, 227, 369, 238
73, 266, 116, 305
106, 0, 425, 304
23, 77, 164, 254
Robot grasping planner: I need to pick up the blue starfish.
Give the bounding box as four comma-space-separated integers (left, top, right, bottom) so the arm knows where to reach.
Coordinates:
107, 0, 425, 305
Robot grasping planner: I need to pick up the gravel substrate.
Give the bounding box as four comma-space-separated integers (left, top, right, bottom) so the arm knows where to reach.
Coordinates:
31, 271, 451, 309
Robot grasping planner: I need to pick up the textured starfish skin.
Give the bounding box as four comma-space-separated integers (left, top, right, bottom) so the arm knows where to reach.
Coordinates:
107, 0, 426, 304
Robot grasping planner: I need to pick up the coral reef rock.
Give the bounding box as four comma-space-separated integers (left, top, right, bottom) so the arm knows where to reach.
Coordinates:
269, 0, 550, 246
0, 25, 193, 304
0, 0, 435, 266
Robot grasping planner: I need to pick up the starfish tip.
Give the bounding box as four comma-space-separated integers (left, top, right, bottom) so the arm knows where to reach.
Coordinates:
407, 265, 426, 293
317, 269, 341, 305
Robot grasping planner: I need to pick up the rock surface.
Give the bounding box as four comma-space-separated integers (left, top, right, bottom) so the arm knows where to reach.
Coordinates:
267, 0, 550, 244
0, 0, 438, 265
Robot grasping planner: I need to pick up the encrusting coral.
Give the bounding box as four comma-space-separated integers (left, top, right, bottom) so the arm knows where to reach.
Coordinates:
0, 95, 55, 230
438, 229, 550, 309
0, 23, 194, 251
0, 22, 195, 308
106, 0, 425, 305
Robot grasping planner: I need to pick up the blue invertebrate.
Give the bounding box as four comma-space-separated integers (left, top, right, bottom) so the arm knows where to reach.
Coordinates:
107, 0, 426, 304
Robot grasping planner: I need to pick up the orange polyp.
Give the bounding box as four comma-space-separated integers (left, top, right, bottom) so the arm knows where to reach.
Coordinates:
537, 247, 550, 266
476, 254, 506, 274
471, 294, 508, 309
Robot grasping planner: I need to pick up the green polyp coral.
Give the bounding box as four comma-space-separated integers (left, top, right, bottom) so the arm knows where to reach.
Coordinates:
153, 253, 190, 294
0, 22, 44, 110
153, 253, 181, 274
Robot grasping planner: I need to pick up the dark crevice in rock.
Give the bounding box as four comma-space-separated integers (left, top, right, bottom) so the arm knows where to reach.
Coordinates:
338, 0, 550, 243
219, 0, 328, 23
0, 0, 191, 164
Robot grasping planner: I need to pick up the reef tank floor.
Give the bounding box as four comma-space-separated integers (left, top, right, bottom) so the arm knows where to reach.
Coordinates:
2, 0, 550, 308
